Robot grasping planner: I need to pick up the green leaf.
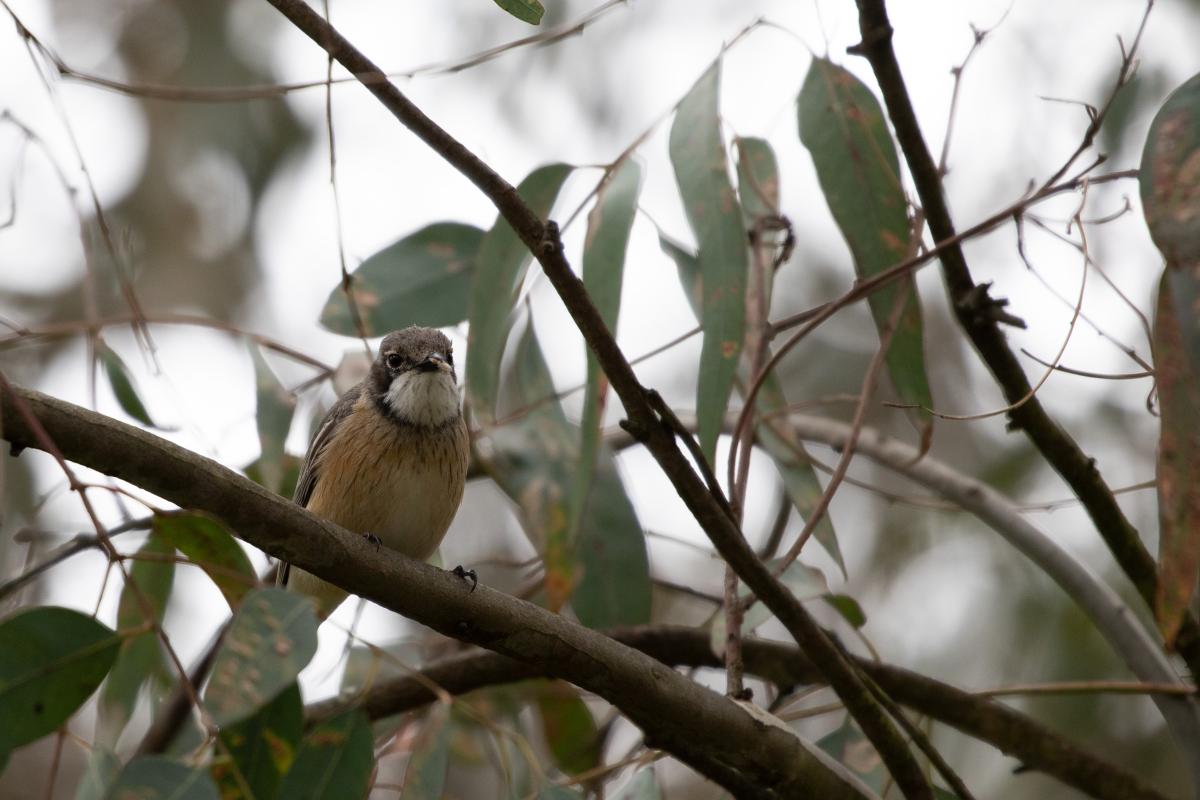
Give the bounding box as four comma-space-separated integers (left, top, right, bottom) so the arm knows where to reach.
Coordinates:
1152, 277, 1200, 646
535, 682, 600, 776
105, 756, 219, 800
756, 377, 846, 577
658, 231, 704, 319
204, 588, 318, 728
97, 340, 166, 429
570, 159, 642, 555
483, 321, 650, 627
614, 767, 662, 800
735, 136, 780, 221
152, 512, 256, 609
279, 711, 373, 800
251, 346, 297, 496
97, 531, 175, 747
73, 747, 119, 800
669, 59, 748, 462
320, 223, 485, 336
400, 702, 453, 800
798, 57, 933, 420
823, 593, 867, 629
467, 163, 572, 423
214, 683, 303, 800
492, 0, 544, 25
660, 230, 846, 575
0, 606, 121, 755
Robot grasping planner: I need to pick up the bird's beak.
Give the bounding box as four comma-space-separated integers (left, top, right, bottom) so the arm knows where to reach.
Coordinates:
417, 353, 450, 373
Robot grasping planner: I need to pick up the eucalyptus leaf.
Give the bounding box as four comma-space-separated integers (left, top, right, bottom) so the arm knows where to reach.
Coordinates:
204, 589, 318, 728
669, 59, 748, 462
320, 223, 485, 335
0, 606, 121, 755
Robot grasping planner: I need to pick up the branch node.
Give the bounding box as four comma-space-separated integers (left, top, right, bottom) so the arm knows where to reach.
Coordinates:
539, 220, 562, 256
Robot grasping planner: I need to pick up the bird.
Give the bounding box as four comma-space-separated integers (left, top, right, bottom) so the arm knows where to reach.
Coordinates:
281, 326, 471, 617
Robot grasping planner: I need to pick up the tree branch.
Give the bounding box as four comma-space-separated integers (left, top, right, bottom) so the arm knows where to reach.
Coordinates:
259, 0, 929, 795
0, 384, 868, 799
307, 626, 1172, 800
847, 0, 1200, 687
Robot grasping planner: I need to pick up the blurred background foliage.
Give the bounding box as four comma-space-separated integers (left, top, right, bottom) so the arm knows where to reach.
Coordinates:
2, 0, 1200, 797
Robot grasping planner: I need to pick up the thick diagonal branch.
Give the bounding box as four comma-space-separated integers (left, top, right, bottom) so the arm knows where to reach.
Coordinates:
0, 384, 870, 799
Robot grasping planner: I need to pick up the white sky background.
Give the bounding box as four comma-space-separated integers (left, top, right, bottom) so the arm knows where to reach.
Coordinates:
2, 0, 1199, 795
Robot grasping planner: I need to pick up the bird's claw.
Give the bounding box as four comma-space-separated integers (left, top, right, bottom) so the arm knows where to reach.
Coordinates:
363, 532, 382, 549
452, 565, 478, 593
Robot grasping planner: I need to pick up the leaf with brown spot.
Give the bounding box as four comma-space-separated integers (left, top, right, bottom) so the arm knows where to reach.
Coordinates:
320, 223, 485, 336
798, 57, 933, 423
204, 588, 317, 728
214, 683, 302, 800
278, 711, 373, 799
570, 159, 642, 593
670, 59, 749, 462
1152, 277, 1200, 646
482, 321, 649, 628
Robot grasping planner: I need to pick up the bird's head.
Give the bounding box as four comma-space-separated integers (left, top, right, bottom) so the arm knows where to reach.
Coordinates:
370, 326, 460, 427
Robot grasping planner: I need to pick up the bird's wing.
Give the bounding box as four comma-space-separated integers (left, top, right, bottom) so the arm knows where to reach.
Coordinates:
293, 383, 362, 509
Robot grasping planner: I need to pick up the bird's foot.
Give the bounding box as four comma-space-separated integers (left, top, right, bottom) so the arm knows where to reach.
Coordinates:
451, 565, 478, 593
363, 532, 382, 549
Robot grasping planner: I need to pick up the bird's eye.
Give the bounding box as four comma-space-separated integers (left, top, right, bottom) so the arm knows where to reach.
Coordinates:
445, 352, 454, 366
385, 353, 404, 370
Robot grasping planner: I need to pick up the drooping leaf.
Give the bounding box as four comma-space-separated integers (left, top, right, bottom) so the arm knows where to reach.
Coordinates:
570, 159, 642, 555
107, 756, 219, 800
400, 702, 453, 800
320, 223, 485, 336
73, 747, 120, 800
152, 512, 257, 609
73, 753, 119, 800
250, 346, 297, 496
0, 606, 121, 757
279, 711, 373, 800
736, 136, 781, 221
756, 377, 846, 577
669, 59, 748, 462
735, 136, 783, 318
798, 57, 932, 421
823, 594, 867, 629
97, 340, 167, 429
660, 231, 846, 575
97, 531, 175, 747
213, 682, 303, 800
467, 164, 572, 423
614, 767, 662, 800
535, 682, 600, 776
1151, 277, 1200, 646
483, 321, 650, 627
204, 588, 318, 728
492, 0, 544, 25
1142, 74, 1200, 646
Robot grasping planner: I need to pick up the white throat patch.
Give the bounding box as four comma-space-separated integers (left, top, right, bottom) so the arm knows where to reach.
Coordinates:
384, 370, 461, 427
